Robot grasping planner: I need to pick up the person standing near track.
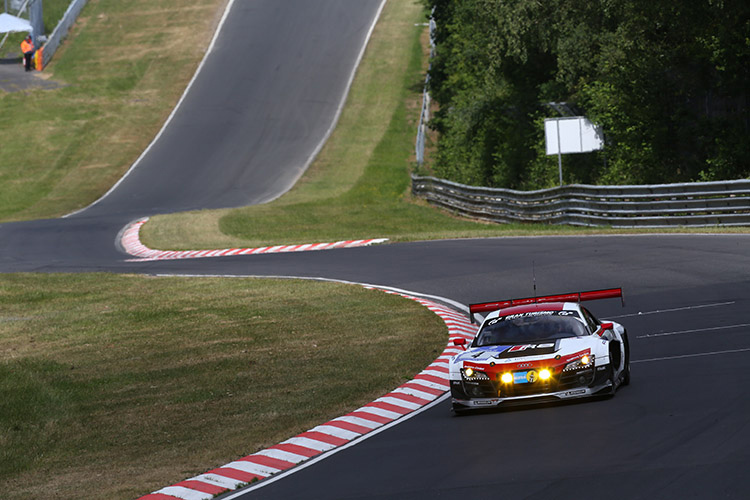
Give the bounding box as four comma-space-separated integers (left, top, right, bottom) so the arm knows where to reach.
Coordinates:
21, 34, 35, 72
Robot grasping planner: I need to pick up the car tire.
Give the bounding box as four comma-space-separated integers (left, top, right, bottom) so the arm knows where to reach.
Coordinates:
606, 343, 620, 396
452, 403, 470, 416
621, 331, 631, 386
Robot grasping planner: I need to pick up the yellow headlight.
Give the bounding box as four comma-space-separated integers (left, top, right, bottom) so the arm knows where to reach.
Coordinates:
581, 355, 590, 365
539, 369, 551, 380
501, 372, 513, 384
464, 367, 474, 377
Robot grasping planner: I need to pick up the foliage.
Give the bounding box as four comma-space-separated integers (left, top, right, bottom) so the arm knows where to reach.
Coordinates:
423, 0, 750, 188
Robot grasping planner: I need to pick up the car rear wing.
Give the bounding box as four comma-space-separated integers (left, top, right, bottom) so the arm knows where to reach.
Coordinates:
468, 287, 623, 323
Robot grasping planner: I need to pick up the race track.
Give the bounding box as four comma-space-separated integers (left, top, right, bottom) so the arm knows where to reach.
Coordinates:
0, 1, 748, 499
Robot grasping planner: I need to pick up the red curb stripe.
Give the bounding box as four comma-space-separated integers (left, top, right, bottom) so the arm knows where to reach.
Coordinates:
271, 443, 321, 458
386, 391, 431, 406
324, 419, 374, 435
399, 381, 444, 396
347, 410, 393, 425
298, 431, 349, 447
366, 400, 412, 415
424, 364, 449, 373
414, 373, 449, 386
207, 467, 263, 483
174, 480, 228, 495
240, 454, 297, 471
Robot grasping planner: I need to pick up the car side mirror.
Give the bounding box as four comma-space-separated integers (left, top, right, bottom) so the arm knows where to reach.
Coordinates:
453, 337, 467, 350
597, 322, 614, 336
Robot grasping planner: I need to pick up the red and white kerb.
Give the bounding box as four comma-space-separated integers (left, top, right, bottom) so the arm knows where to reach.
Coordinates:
120, 218, 388, 262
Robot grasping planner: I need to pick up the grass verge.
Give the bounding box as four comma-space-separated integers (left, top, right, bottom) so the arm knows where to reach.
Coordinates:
0, 273, 447, 499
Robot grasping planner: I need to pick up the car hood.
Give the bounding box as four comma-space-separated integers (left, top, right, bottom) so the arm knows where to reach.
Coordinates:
453, 336, 604, 365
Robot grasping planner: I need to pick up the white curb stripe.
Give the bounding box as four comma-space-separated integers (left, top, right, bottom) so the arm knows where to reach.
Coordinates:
154, 486, 212, 500
391, 386, 438, 401
375, 396, 422, 410
414, 375, 449, 389
223, 460, 279, 477
253, 448, 309, 464
333, 415, 383, 430
407, 378, 448, 392
191, 474, 243, 489
283, 436, 338, 452
310, 425, 361, 441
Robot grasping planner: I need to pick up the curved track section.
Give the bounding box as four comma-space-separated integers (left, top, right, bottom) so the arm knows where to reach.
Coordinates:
0, 1, 748, 499
207, 235, 750, 500
81, 0, 385, 218
0, 0, 385, 271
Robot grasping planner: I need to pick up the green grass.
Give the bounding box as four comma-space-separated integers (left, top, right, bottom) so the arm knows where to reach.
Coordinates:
0, 273, 447, 499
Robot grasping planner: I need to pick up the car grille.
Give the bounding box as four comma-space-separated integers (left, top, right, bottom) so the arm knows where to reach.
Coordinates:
460, 366, 596, 398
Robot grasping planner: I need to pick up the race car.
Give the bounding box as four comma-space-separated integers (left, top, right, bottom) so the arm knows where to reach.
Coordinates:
450, 288, 629, 413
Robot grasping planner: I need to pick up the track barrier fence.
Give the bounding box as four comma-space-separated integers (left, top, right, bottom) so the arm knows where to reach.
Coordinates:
411, 175, 750, 228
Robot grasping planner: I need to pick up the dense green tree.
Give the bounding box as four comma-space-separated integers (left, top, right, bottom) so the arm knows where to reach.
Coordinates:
423, 0, 749, 187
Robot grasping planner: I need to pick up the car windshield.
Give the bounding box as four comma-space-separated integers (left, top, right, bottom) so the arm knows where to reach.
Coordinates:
475, 312, 588, 347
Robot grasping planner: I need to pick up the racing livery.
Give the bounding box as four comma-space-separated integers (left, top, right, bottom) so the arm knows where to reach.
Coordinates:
450, 288, 629, 413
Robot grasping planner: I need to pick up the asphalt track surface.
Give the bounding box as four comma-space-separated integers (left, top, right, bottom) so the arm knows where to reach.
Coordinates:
1, 2, 749, 499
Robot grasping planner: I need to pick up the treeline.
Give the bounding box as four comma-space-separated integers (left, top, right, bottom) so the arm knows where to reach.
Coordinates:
423, 0, 749, 189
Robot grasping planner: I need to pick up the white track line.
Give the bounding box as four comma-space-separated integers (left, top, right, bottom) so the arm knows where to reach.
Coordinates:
637, 323, 750, 339
608, 301, 736, 319
632, 347, 750, 364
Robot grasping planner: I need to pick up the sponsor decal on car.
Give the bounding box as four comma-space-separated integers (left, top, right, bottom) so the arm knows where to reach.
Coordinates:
508, 343, 556, 352
491, 342, 559, 359
454, 345, 511, 362
474, 400, 496, 406
563, 389, 587, 396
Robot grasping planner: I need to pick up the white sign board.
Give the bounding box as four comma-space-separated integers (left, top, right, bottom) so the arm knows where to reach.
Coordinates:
545, 117, 603, 155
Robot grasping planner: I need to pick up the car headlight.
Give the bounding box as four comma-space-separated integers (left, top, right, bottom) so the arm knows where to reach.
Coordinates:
462, 367, 489, 380
564, 354, 595, 372
539, 368, 552, 380
500, 372, 513, 384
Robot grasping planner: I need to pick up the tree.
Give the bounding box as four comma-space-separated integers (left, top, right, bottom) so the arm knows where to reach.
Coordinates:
423, 0, 749, 187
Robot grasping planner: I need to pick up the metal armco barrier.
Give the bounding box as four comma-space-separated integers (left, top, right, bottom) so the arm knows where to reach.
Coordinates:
411, 175, 750, 227
41, 0, 88, 68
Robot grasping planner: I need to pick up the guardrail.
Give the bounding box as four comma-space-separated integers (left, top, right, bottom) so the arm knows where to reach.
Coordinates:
411, 175, 750, 227
41, 0, 88, 68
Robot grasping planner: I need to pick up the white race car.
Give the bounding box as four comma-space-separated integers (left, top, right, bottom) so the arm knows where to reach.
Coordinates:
450, 288, 629, 413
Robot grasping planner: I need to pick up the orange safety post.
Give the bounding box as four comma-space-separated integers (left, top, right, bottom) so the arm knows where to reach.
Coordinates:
35, 47, 44, 71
